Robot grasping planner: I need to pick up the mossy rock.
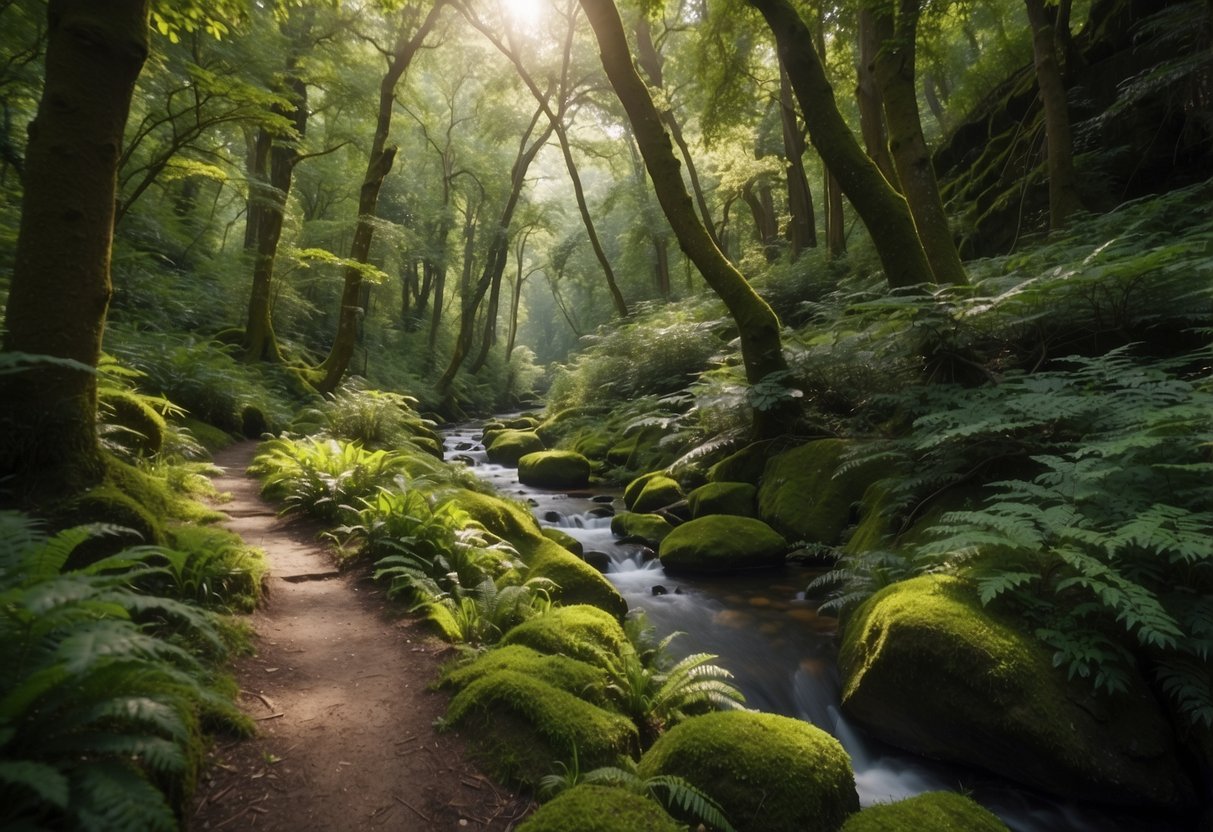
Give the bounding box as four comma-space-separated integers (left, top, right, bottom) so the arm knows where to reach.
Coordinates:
638, 711, 859, 832
707, 443, 772, 484
440, 644, 608, 704
624, 472, 665, 510
486, 430, 545, 466
610, 512, 675, 546
453, 489, 543, 542
98, 389, 167, 457
756, 439, 879, 545
606, 426, 664, 469
500, 605, 628, 668
570, 428, 614, 460
64, 484, 163, 553
518, 785, 681, 832
518, 451, 591, 490
540, 526, 584, 556
839, 792, 1009, 832
686, 481, 757, 519
505, 416, 540, 430
441, 670, 637, 787
631, 475, 683, 514
839, 575, 1195, 808
658, 515, 786, 576
240, 404, 268, 439
180, 417, 235, 453
409, 434, 444, 459
481, 427, 506, 448
524, 538, 628, 618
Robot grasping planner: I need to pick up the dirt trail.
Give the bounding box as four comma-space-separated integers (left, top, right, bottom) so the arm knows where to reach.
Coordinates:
190, 442, 528, 831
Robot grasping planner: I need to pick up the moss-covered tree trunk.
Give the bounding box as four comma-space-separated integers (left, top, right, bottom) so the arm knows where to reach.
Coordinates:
580, 0, 794, 439
0, 0, 150, 501
316, 2, 445, 394
1025, 0, 1084, 229
873, 0, 967, 285
748, 0, 933, 289
856, 6, 897, 185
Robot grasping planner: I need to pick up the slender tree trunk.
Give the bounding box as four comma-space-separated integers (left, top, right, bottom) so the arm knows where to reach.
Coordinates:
1, 0, 149, 501
742, 177, 781, 261
779, 64, 816, 257
581, 0, 794, 439
1025, 0, 1084, 229
316, 2, 445, 394
653, 236, 671, 298
826, 170, 846, 256
243, 127, 266, 252
873, 0, 967, 285
857, 6, 897, 185
748, 0, 934, 288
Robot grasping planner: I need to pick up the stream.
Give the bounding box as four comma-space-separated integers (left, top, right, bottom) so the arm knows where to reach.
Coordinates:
443, 421, 1183, 832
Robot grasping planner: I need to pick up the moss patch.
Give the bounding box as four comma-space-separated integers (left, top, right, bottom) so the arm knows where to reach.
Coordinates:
486, 430, 545, 466
623, 472, 664, 510
839, 792, 1009, 832
180, 417, 235, 453
756, 439, 878, 545
518, 451, 591, 490
500, 605, 628, 668
707, 443, 772, 484
631, 475, 683, 514
638, 711, 858, 832
687, 481, 757, 519
452, 489, 543, 542
658, 515, 786, 576
610, 512, 676, 546
839, 575, 1193, 808
441, 670, 637, 788
518, 785, 681, 832
99, 389, 167, 457
540, 526, 584, 556
440, 645, 608, 705
524, 538, 628, 618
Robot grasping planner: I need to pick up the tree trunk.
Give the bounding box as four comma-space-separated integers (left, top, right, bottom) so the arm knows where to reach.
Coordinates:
857, 6, 897, 185
748, 0, 934, 289
316, 2, 445, 394
1025, 0, 1084, 229
653, 235, 671, 298
580, 0, 794, 439
779, 64, 816, 257
873, 0, 967, 285
0, 0, 149, 501
742, 176, 781, 261
826, 170, 846, 256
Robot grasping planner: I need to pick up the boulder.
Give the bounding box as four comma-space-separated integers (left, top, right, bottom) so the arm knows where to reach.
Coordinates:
518, 450, 591, 490
686, 481, 757, 518
839, 791, 1009, 832
610, 512, 676, 546
525, 538, 628, 619
631, 475, 683, 514
500, 604, 628, 668
706, 442, 772, 484
756, 439, 878, 544
486, 430, 544, 466
658, 515, 786, 576
638, 711, 859, 832
440, 644, 609, 705
540, 526, 583, 557
840, 575, 1195, 809
518, 785, 681, 832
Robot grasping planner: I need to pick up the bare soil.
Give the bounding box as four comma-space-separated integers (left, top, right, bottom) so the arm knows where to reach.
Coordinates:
189, 442, 531, 831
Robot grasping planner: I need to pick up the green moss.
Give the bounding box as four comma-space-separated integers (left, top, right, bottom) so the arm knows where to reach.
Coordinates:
518, 785, 681, 832
65, 484, 163, 548
610, 512, 676, 546
571, 428, 613, 460
839, 792, 1009, 832
624, 472, 664, 510
505, 416, 540, 430
707, 443, 772, 484
606, 427, 664, 470
524, 539, 628, 618
441, 670, 638, 787
541, 526, 584, 556
658, 515, 786, 576
487, 430, 545, 466
757, 439, 879, 545
500, 605, 629, 668
638, 711, 858, 832
164, 524, 267, 612
440, 645, 609, 705
839, 576, 1192, 807
518, 451, 592, 490
180, 417, 235, 453
632, 475, 683, 514
452, 489, 544, 543
687, 481, 757, 519
99, 389, 167, 457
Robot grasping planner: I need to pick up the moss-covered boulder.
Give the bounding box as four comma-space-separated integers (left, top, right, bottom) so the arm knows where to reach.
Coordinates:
631, 475, 683, 514
605, 426, 664, 469
707, 443, 772, 484
658, 515, 786, 576
610, 512, 676, 546
486, 430, 545, 466
638, 711, 858, 832
441, 670, 637, 787
518, 451, 591, 490
98, 389, 167, 457
525, 538, 628, 618
540, 526, 583, 557
500, 604, 628, 667
505, 416, 540, 430
840, 576, 1195, 808
453, 489, 543, 543
757, 439, 878, 545
839, 792, 1009, 832
571, 428, 613, 460
687, 481, 757, 518
623, 472, 662, 510
440, 644, 608, 705
518, 785, 681, 832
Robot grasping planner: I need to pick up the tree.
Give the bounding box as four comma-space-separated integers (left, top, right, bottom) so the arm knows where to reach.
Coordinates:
579, 0, 795, 439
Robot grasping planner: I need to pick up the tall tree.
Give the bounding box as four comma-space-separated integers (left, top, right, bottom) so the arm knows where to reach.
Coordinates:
778, 64, 817, 256
1025, 0, 1084, 229
579, 0, 795, 439
855, 6, 896, 184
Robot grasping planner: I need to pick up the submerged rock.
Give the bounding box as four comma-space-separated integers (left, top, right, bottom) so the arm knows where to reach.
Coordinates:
839, 575, 1195, 809
658, 515, 787, 576
518, 450, 591, 489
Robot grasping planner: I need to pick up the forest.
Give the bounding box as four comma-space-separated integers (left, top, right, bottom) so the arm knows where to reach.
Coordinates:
0, 0, 1211, 829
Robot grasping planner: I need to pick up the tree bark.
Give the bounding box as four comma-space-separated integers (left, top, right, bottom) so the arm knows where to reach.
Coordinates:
857, 6, 897, 186
1025, 0, 1084, 229
826, 170, 846, 256
1, 0, 150, 501
748, 0, 934, 289
580, 0, 794, 439
873, 0, 967, 285
316, 1, 445, 394
779, 64, 816, 257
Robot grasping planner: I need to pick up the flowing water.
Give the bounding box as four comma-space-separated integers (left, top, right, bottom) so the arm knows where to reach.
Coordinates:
443, 422, 1187, 832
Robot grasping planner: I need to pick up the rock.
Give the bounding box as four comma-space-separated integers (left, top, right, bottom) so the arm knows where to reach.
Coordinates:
454, 442, 473, 451
651, 585, 668, 596
623, 472, 664, 510
486, 430, 545, 466
588, 506, 614, 518
439, 644, 608, 705
543, 510, 563, 523
583, 550, 611, 572
686, 481, 757, 518
840, 575, 1195, 809
591, 494, 614, 504
637, 711, 859, 832
517, 785, 681, 832
98, 389, 167, 457
610, 512, 676, 546
540, 526, 583, 557
757, 439, 878, 545
631, 475, 683, 514
505, 416, 540, 430
839, 791, 1009, 832
658, 515, 787, 576
707, 442, 771, 484
526, 538, 628, 618
500, 604, 629, 667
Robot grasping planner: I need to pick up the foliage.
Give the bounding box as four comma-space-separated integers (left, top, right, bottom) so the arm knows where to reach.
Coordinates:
0, 512, 245, 830
290, 379, 437, 451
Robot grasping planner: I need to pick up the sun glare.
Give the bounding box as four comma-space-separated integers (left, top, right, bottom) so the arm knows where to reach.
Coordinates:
503, 0, 546, 32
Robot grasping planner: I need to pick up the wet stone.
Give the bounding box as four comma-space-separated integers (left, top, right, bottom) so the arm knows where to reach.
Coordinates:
583, 551, 611, 572
652, 585, 669, 596
454, 442, 474, 451
588, 506, 615, 518
544, 511, 563, 523
591, 495, 615, 504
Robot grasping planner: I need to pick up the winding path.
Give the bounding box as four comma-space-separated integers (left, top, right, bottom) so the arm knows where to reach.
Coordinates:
190, 442, 526, 831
